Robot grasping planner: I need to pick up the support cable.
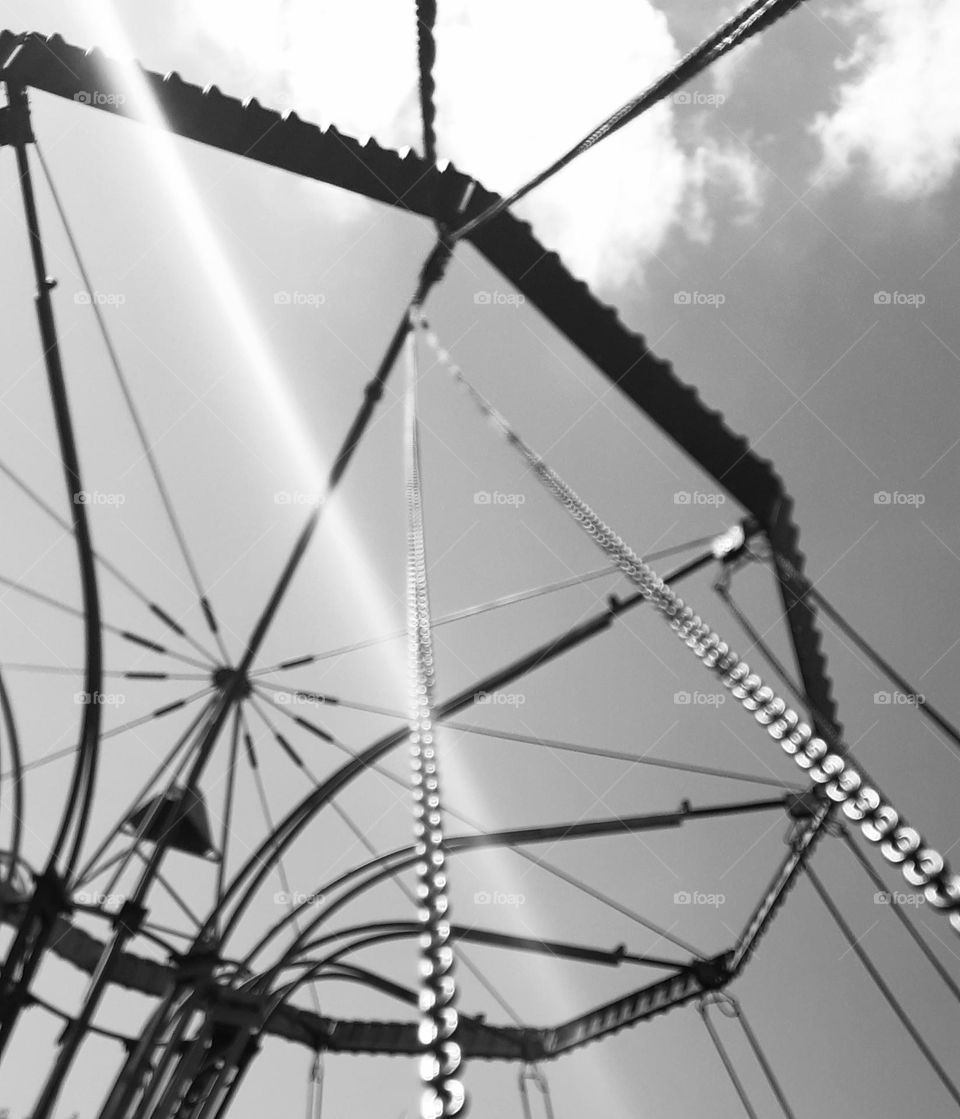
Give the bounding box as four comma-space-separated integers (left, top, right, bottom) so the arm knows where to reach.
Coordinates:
35, 141, 231, 665
74, 696, 216, 886
306, 1051, 324, 1119
0, 571, 213, 671
714, 570, 811, 716
444, 722, 805, 792
709, 993, 797, 1119
240, 711, 324, 1019
837, 827, 960, 1005
0, 456, 215, 665
417, 318, 960, 937
452, 0, 806, 241
805, 865, 960, 1108
249, 565, 621, 677
518, 1064, 555, 1119
698, 999, 759, 1119
768, 550, 960, 756
255, 680, 802, 789
215, 707, 243, 921
0, 663, 207, 680
0, 686, 216, 783
251, 539, 715, 679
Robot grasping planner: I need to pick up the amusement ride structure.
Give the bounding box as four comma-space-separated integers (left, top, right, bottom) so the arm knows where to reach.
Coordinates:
0, 2, 958, 1116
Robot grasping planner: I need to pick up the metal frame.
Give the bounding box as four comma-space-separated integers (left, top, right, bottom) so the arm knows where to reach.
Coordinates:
0, 24, 845, 1107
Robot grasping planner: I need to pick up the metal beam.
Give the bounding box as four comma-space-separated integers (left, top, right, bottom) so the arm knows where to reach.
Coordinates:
0, 895, 730, 1061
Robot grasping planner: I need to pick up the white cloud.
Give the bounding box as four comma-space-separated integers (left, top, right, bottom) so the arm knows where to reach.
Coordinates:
812, 0, 960, 198
177, 0, 767, 289
682, 138, 765, 244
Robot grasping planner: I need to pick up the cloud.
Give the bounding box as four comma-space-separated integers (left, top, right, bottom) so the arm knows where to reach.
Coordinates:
177, 0, 766, 289
812, 0, 960, 199
682, 138, 765, 245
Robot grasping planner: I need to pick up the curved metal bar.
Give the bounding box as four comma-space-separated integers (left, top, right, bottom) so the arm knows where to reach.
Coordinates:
0, 85, 106, 1066
6, 87, 105, 879
0, 671, 24, 883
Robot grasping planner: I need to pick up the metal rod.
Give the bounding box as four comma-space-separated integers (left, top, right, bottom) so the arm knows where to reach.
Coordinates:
698, 1001, 759, 1119
805, 865, 960, 1108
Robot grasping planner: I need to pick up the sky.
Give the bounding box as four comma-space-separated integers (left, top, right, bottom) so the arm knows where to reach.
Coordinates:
0, 1, 959, 1117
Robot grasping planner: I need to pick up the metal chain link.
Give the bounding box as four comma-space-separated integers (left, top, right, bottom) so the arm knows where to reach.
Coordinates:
418, 317, 960, 937
404, 319, 467, 1118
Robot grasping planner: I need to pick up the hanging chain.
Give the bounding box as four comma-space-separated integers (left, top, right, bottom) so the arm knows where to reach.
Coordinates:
417, 316, 960, 937
404, 317, 467, 1118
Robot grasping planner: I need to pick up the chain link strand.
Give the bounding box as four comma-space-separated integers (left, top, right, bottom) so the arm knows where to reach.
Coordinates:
418, 317, 960, 937
405, 319, 467, 1118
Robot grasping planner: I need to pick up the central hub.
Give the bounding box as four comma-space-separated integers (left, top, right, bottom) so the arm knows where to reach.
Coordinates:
211, 666, 252, 699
